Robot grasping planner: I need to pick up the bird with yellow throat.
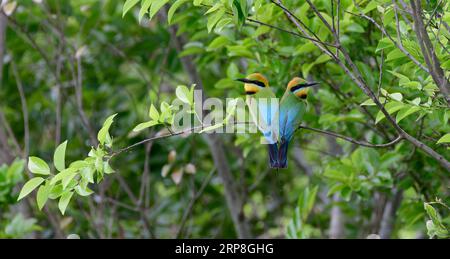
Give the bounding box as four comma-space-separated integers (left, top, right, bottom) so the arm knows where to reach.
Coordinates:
237, 74, 318, 168
236, 73, 279, 168
278, 77, 318, 168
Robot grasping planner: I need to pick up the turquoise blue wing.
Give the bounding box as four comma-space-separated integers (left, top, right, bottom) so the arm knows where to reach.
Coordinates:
247, 89, 278, 144
279, 94, 305, 142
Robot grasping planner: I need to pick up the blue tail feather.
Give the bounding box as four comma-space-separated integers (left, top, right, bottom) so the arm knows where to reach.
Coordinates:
277, 141, 289, 169
268, 144, 279, 168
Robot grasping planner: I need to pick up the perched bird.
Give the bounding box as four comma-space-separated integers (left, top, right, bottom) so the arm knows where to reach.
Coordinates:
277, 77, 318, 168
236, 73, 279, 168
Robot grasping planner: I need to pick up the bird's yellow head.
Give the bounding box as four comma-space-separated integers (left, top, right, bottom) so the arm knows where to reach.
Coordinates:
236, 73, 269, 95
287, 77, 319, 99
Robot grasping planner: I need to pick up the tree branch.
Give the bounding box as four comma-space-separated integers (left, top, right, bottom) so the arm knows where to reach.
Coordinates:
298, 126, 403, 148
410, 0, 450, 105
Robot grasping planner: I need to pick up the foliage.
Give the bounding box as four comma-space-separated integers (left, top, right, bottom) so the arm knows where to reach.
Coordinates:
424, 200, 450, 239
0, 159, 24, 205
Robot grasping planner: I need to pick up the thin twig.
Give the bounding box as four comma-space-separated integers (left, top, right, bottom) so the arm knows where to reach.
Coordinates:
297, 126, 403, 148
176, 168, 216, 238
200, 3, 337, 47
345, 10, 430, 74
11, 60, 29, 158
271, 0, 337, 54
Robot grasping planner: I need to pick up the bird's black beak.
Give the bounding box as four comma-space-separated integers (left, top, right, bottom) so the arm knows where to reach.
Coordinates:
236, 78, 250, 83
304, 82, 320, 88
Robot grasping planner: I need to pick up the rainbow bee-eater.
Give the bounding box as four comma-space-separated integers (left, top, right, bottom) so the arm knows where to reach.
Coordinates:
278, 77, 318, 168
236, 73, 279, 168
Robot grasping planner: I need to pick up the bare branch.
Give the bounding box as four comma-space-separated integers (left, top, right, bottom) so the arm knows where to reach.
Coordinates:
298, 126, 403, 148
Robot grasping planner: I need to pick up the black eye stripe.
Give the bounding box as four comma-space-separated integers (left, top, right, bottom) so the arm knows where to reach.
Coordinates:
290, 84, 308, 92
290, 82, 319, 92
238, 79, 266, 88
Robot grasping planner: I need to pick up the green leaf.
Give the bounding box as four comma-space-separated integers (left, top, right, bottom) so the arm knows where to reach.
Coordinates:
396, 106, 421, 123
104, 161, 114, 174
123, 0, 140, 17
138, 0, 153, 23
389, 92, 403, 101
95, 157, 103, 176
214, 17, 232, 32
341, 186, 352, 201
53, 140, 67, 172
159, 101, 173, 123
207, 9, 225, 33
133, 120, 158, 132
168, 0, 189, 24
62, 171, 77, 190
175, 85, 192, 104
148, 104, 159, 121
149, 0, 169, 20
193, 0, 203, 6
50, 167, 77, 185
7, 158, 25, 181
231, 0, 245, 28
36, 181, 51, 210
207, 36, 230, 50
383, 8, 394, 25
437, 133, 450, 144
48, 184, 64, 199
226, 45, 253, 58
360, 99, 376, 106
205, 3, 222, 15
363, 1, 378, 13
386, 49, 406, 61
226, 62, 239, 79
375, 101, 405, 124
28, 156, 50, 175
327, 183, 345, 196
80, 167, 94, 184
18, 177, 45, 200
69, 160, 89, 170
376, 38, 393, 52
315, 54, 331, 64
304, 186, 318, 220
75, 185, 94, 196
347, 23, 364, 33
58, 191, 73, 215
97, 113, 117, 145
409, 97, 420, 106
388, 70, 410, 84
